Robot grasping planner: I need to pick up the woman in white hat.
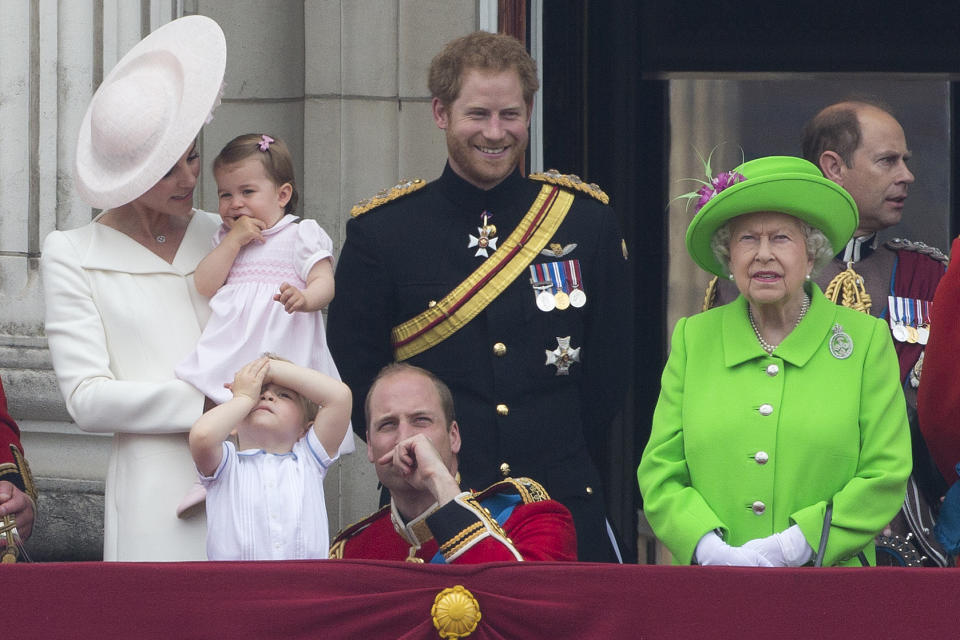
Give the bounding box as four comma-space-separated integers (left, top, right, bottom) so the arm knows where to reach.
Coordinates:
637, 156, 911, 567
40, 15, 226, 561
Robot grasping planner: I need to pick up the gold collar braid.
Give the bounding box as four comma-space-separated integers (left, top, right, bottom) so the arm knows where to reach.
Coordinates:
824, 262, 872, 314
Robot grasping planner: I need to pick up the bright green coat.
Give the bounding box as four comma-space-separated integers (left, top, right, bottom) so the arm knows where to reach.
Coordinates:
637, 285, 911, 566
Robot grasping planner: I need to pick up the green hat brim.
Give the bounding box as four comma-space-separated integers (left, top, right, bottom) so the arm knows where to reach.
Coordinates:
685, 156, 858, 277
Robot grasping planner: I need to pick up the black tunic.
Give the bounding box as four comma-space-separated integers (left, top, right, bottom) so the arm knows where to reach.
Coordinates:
328, 164, 632, 561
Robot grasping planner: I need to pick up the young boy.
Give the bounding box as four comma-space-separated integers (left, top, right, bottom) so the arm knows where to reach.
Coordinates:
189, 355, 351, 560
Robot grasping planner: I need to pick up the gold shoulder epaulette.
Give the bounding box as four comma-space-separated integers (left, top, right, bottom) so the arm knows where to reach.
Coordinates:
329, 504, 390, 555
529, 169, 609, 205
350, 178, 427, 217
885, 238, 949, 266
474, 477, 551, 504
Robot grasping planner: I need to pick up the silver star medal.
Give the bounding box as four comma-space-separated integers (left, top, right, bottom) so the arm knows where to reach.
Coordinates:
545, 336, 580, 375
468, 212, 497, 257
829, 323, 853, 359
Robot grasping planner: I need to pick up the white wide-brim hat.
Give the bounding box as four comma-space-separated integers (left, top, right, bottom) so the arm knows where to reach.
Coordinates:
75, 15, 226, 209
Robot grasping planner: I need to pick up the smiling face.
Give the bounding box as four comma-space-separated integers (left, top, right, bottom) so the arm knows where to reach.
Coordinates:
236, 382, 307, 453
836, 107, 914, 235
365, 370, 461, 490
433, 68, 531, 191
728, 211, 813, 310
214, 157, 292, 229
129, 141, 200, 216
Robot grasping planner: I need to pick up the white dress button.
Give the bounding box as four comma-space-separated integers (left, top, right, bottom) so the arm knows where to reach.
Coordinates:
752, 501, 766, 515
766, 364, 779, 376
759, 404, 773, 416
754, 451, 769, 464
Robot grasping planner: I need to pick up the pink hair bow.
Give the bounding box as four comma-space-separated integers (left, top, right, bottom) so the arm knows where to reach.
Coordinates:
258, 135, 274, 151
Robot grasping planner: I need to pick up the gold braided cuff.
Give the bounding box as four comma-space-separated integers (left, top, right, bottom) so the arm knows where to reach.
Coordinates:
429, 492, 522, 562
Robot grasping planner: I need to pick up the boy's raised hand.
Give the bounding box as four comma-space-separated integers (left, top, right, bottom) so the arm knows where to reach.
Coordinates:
230, 356, 270, 402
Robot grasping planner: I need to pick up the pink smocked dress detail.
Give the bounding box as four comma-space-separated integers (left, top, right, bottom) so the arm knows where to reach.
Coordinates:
176, 216, 347, 424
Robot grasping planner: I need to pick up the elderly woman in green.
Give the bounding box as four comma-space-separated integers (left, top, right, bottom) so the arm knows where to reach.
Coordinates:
638, 156, 911, 567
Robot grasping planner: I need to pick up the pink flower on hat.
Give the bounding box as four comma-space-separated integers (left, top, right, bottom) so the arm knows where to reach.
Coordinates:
694, 170, 745, 212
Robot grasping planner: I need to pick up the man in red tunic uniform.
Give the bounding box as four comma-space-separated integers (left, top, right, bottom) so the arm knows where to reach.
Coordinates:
0, 376, 36, 552
329, 363, 576, 563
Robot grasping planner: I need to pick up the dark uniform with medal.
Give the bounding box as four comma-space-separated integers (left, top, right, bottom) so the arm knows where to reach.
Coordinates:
328, 164, 632, 562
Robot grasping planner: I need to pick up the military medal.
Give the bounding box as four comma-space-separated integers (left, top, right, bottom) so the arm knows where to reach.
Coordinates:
549, 262, 570, 309
565, 259, 586, 307
829, 323, 853, 359
546, 336, 581, 375
904, 300, 919, 343
467, 211, 498, 257
536, 289, 556, 311
888, 296, 908, 342
917, 299, 931, 345
530, 264, 556, 311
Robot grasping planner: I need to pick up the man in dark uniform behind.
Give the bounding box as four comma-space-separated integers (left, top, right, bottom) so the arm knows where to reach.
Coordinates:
328, 31, 632, 562
708, 99, 950, 565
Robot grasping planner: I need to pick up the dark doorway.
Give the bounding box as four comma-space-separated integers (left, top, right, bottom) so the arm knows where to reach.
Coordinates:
540, 1, 960, 564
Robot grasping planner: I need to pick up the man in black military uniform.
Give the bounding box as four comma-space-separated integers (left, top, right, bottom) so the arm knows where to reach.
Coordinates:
327, 31, 632, 562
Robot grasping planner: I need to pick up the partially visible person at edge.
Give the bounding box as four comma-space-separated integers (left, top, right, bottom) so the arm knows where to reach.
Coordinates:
705, 100, 950, 566
915, 233, 960, 564
327, 31, 631, 563
0, 375, 37, 556
639, 156, 911, 567
329, 363, 577, 563
40, 16, 226, 561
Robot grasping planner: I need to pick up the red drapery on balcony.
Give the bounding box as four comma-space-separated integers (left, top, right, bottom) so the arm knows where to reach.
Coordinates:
6, 560, 956, 638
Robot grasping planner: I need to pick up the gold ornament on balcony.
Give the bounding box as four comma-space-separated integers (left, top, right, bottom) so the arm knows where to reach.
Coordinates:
431, 585, 481, 639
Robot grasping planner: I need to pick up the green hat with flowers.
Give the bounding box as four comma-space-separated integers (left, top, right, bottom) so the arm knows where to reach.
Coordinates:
684, 155, 858, 277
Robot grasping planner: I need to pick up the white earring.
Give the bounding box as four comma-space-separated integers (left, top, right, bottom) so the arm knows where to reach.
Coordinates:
728, 273, 734, 280
805, 273, 811, 281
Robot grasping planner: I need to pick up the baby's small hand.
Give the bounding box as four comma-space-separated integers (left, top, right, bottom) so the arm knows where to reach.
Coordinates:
223, 215, 266, 246
231, 356, 269, 401
275, 283, 307, 314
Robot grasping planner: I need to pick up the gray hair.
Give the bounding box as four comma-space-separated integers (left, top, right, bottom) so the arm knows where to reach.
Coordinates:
710, 218, 835, 277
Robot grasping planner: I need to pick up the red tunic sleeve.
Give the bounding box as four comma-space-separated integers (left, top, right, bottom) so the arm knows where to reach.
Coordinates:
917, 236, 960, 482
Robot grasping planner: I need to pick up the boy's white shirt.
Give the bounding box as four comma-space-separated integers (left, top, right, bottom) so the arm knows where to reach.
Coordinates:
201, 427, 338, 560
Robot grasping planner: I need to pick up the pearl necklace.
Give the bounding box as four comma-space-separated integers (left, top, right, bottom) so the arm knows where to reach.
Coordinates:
748, 294, 810, 354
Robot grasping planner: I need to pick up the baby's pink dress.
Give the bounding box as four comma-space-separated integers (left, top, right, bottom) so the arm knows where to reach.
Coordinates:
177, 215, 346, 416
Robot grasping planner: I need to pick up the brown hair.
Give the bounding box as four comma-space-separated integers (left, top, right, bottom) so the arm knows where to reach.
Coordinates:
364, 363, 456, 431
428, 31, 539, 107
263, 354, 317, 428
801, 98, 896, 169
213, 133, 299, 213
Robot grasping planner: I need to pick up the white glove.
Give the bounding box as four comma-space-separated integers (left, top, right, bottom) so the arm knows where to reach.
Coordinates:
741, 525, 813, 567
694, 531, 775, 567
